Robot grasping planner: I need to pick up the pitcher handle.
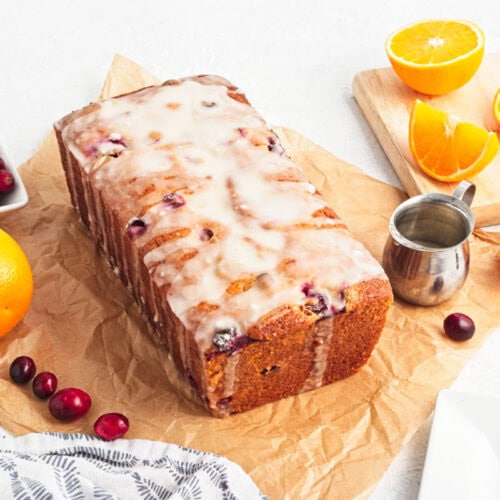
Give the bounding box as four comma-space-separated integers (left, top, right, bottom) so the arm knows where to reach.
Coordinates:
452, 180, 475, 207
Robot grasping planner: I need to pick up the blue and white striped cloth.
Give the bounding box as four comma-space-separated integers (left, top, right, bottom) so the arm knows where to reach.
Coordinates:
0, 428, 267, 499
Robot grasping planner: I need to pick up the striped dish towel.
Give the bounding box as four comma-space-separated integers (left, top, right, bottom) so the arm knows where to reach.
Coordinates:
0, 428, 267, 499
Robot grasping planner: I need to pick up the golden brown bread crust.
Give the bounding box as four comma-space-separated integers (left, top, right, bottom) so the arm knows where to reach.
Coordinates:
54, 75, 392, 417
203, 279, 392, 414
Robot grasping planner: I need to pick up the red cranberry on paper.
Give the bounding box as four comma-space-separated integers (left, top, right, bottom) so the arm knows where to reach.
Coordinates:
32, 372, 58, 399
443, 313, 476, 341
94, 413, 130, 441
10, 354, 130, 439
49, 388, 92, 421
9, 356, 37, 384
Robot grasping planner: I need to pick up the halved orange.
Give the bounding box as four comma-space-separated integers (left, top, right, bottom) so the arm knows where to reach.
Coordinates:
409, 99, 499, 182
494, 88, 500, 124
386, 19, 485, 95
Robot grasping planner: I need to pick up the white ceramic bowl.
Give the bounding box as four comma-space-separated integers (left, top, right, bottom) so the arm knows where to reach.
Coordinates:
0, 142, 29, 213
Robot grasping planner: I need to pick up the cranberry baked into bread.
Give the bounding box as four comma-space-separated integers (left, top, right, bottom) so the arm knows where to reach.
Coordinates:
54, 76, 392, 417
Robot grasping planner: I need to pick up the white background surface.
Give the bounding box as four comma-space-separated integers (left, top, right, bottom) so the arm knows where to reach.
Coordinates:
1, 1, 499, 186
1, 1, 500, 498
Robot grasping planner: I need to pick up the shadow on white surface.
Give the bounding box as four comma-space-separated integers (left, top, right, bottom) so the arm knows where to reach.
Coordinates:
371, 328, 500, 500
419, 389, 500, 499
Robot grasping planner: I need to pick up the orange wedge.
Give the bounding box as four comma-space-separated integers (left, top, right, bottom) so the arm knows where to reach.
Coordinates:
409, 99, 499, 182
494, 88, 500, 124
386, 19, 484, 95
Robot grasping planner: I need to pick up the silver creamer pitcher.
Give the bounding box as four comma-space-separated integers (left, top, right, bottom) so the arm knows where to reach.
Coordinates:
382, 181, 476, 306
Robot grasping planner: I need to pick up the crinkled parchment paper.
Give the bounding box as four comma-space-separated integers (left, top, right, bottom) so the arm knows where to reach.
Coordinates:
1, 55, 499, 499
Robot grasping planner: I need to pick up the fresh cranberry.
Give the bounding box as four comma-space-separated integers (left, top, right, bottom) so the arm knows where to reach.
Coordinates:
9, 356, 36, 384
32, 372, 58, 399
94, 413, 129, 441
0, 170, 15, 193
49, 388, 91, 421
0, 157, 6, 170
444, 313, 475, 341
126, 216, 148, 238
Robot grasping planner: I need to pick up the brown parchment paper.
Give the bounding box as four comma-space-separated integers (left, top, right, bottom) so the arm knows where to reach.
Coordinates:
1, 55, 500, 499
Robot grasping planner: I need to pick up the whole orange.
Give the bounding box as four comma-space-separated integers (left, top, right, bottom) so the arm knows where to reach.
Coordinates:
0, 228, 33, 336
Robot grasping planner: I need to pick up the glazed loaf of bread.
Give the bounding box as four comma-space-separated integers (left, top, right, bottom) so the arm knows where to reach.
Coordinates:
54, 76, 392, 417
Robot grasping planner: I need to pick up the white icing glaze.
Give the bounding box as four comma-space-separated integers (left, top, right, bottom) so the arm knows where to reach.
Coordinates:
59, 78, 386, 363
301, 317, 335, 392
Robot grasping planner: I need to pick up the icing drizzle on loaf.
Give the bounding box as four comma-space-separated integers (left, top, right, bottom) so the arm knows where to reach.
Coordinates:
59, 77, 386, 382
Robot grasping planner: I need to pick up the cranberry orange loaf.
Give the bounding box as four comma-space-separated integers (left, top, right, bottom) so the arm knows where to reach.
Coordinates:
54, 76, 392, 417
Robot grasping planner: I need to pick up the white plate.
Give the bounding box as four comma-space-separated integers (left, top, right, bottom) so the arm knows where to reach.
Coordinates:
419, 389, 500, 499
0, 142, 29, 213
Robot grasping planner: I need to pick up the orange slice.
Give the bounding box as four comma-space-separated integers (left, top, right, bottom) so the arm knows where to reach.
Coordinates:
386, 19, 484, 95
409, 99, 499, 182
494, 88, 500, 124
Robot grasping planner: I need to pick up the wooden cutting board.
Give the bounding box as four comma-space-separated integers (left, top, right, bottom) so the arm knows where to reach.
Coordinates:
353, 52, 500, 227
